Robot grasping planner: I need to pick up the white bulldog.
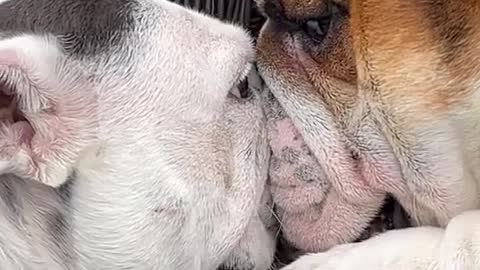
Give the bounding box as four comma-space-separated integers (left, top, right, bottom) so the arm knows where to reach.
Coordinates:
0, 0, 276, 269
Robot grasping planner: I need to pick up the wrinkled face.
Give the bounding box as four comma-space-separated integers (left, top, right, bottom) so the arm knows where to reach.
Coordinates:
256, 0, 480, 116
255, 0, 379, 254
256, 0, 356, 120
256, 0, 480, 254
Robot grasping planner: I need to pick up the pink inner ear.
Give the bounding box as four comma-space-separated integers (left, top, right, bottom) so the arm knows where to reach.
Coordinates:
12, 121, 34, 145
0, 49, 20, 66
0, 81, 34, 146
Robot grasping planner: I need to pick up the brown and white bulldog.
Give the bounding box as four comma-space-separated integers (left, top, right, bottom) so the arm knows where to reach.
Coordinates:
255, 0, 480, 269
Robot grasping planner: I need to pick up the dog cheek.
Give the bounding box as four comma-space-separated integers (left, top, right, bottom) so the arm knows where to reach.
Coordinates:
265, 107, 377, 252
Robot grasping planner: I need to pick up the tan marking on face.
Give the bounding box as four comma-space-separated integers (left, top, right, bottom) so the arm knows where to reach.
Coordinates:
349, 0, 480, 117
256, 0, 480, 249
256, 23, 301, 85
257, 0, 480, 118
256, 2, 357, 122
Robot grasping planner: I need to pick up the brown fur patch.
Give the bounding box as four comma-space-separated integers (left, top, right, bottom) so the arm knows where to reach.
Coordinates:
257, 0, 480, 113
423, 0, 474, 64
257, 2, 358, 123
349, 0, 480, 114
256, 0, 480, 252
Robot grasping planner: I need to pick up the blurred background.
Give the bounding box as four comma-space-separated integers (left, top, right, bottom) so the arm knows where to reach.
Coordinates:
169, 0, 266, 39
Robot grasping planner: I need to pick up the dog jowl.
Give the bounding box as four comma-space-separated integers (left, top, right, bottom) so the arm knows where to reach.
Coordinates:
256, 0, 480, 254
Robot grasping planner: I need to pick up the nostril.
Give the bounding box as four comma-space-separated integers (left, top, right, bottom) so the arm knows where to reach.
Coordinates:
351, 151, 360, 161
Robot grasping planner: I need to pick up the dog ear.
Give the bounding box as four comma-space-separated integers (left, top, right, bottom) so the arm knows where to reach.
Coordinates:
0, 34, 98, 187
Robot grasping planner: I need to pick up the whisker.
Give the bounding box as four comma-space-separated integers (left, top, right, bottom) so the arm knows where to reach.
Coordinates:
268, 204, 286, 231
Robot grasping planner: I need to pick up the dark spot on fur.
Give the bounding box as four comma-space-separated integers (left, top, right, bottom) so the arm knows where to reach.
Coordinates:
45, 207, 74, 265
270, 156, 281, 171
301, 144, 313, 156
265, 93, 288, 122
293, 165, 316, 183
153, 201, 185, 217
218, 262, 255, 270
281, 147, 300, 164
0, 177, 19, 217
351, 151, 359, 161
57, 170, 77, 203
48, 209, 68, 245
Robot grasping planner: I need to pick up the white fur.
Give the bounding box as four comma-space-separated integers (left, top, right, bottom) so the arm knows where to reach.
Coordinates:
0, 35, 94, 187
0, 0, 275, 269
281, 210, 480, 270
